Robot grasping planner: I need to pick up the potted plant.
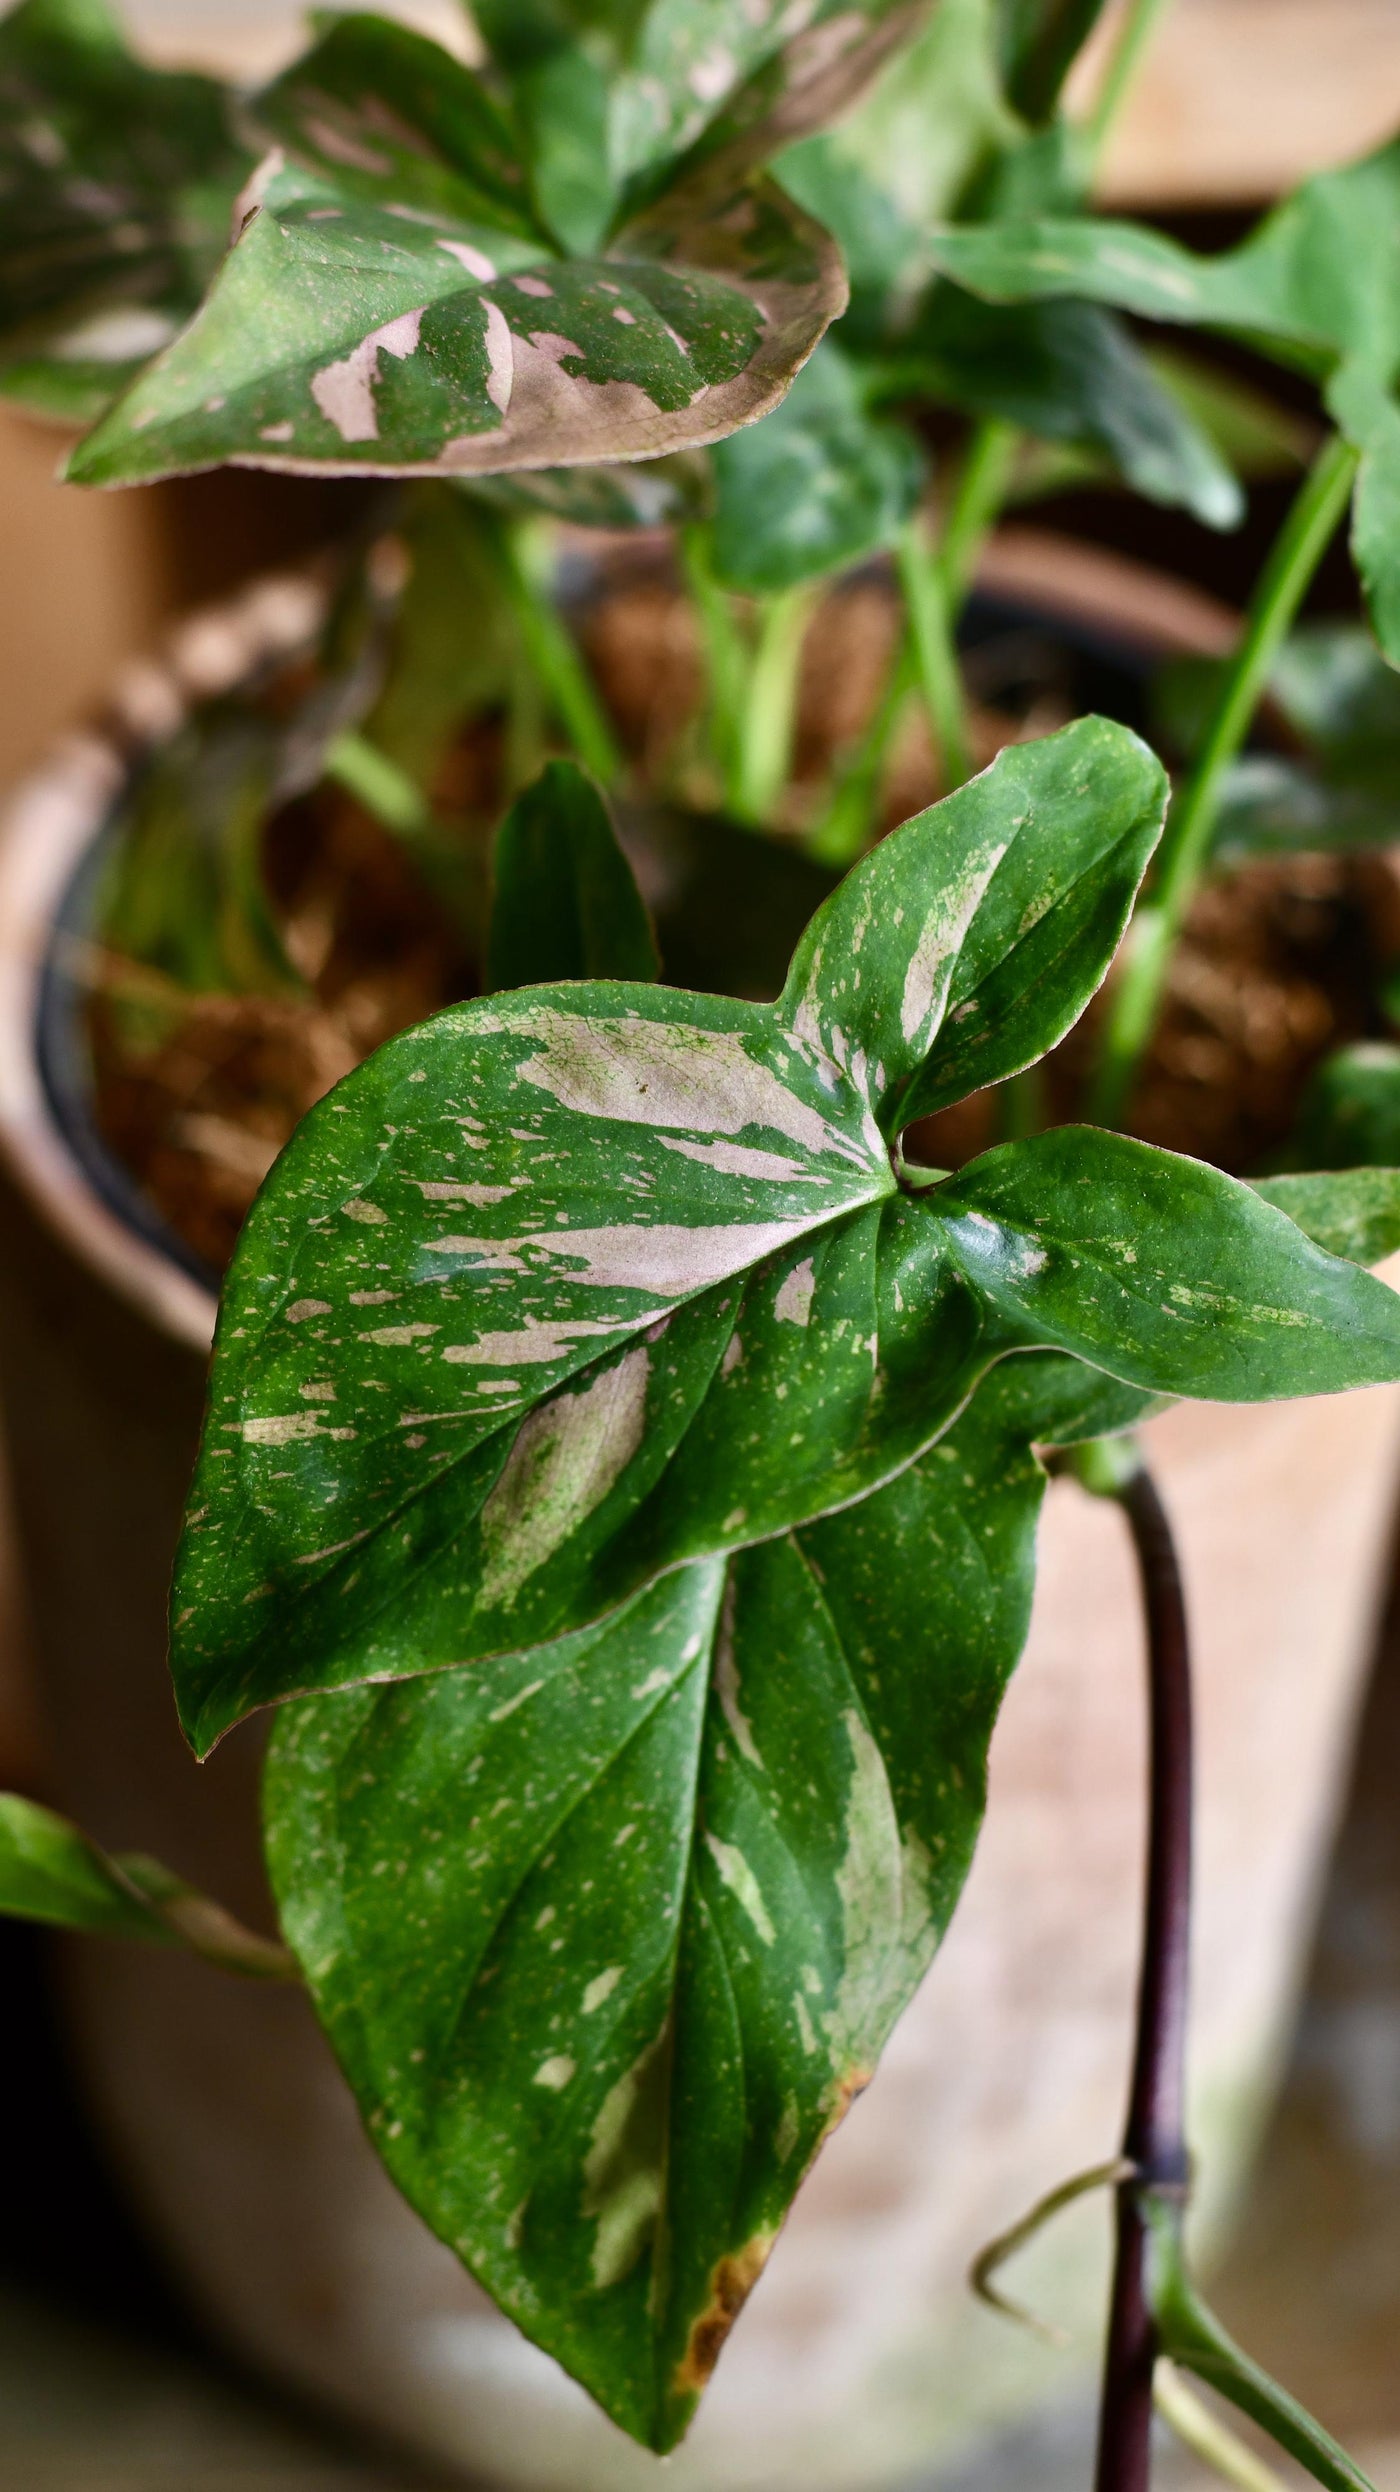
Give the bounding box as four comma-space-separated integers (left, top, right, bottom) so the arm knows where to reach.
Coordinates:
4, 3, 1400, 2488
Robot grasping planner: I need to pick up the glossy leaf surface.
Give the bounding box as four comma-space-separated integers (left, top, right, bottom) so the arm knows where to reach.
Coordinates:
488, 762, 660, 990
1251, 1170, 1400, 1268
173, 724, 1400, 1756
0, 0, 250, 421
172, 718, 1175, 1753
264, 1349, 1149, 2453
66, 13, 846, 486
707, 337, 924, 591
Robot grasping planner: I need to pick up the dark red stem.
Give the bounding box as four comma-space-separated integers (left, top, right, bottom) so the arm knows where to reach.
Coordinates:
1093, 1463, 1193, 2492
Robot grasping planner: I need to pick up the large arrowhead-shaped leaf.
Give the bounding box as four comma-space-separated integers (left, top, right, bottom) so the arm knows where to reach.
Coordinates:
66, 13, 846, 486
0, 0, 251, 421
171, 718, 1175, 1753
262, 1348, 1149, 2453
172, 720, 1400, 1756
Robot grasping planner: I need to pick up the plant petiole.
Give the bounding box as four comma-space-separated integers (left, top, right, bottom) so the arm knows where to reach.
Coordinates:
897, 516, 976, 792
733, 584, 816, 827
495, 519, 624, 789
1089, 429, 1359, 1127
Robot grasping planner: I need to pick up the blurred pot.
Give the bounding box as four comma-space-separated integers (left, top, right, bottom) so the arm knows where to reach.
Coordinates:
0, 547, 1395, 2492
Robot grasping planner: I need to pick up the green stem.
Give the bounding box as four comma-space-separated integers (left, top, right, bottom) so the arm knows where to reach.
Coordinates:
1089, 429, 1358, 1127
941, 417, 1020, 604
896, 518, 975, 792
1085, 0, 1174, 166
680, 526, 750, 810
733, 586, 815, 826
497, 523, 623, 788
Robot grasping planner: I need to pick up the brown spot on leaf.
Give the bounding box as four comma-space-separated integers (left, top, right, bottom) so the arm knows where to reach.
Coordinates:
673, 2233, 774, 2396
821, 2064, 873, 2144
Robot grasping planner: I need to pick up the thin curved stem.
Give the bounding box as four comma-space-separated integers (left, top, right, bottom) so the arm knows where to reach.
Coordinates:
1093, 1456, 1193, 2492
1085, 0, 1175, 168
1089, 430, 1358, 1127
897, 518, 974, 792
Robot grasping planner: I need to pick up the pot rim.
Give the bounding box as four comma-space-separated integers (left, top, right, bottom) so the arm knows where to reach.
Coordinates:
0, 569, 325, 1353
0, 529, 1237, 1358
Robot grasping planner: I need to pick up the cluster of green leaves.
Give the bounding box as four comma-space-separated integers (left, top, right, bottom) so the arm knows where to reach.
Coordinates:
156, 724, 1400, 2451
922, 138, 1400, 661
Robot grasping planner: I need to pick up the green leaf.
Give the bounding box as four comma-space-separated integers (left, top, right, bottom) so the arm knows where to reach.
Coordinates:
896, 289, 1243, 527
1284, 1042, 1400, 1172
1269, 621, 1400, 762
933, 1125, 1400, 1398
1209, 756, 1400, 864
0, 1793, 295, 1977
170, 718, 1172, 1755
1144, 2196, 1378, 2492
0, 1791, 174, 1942
925, 141, 1400, 372
992, 0, 1109, 125
487, 762, 660, 989
0, 0, 252, 421
360, 486, 522, 789
1250, 1169, 1400, 1267
262, 1347, 1149, 2454
65, 14, 846, 487
1326, 361, 1400, 669
706, 337, 925, 593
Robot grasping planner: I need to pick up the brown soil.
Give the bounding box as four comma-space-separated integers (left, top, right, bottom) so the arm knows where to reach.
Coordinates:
85, 563, 1397, 1278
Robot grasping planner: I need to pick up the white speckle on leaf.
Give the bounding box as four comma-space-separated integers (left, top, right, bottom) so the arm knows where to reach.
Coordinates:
533, 2054, 576, 2091
478, 1347, 650, 1607
311, 308, 423, 443
705, 1833, 775, 1944
509, 1005, 860, 1162
582, 2031, 667, 2288
611, 304, 636, 324
416, 1180, 515, 1204
721, 1333, 744, 1377
364, 1322, 439, 1346
487, 1679, 545, 1723
582, 1966, 623, 2014
259, 421, 294, 442
234, 1413, 326, 1445
512, 272, 553, 297
715, 1579, 762, 1768
285, 1298, 330, 1323
441, 1318, 615, 1366
437, 236, 496, 280
342, 1197, 389, 1224
774, 1256, 816, 1327
658, 1134, 823, 1184
480, 296, 513, 413
899, 838, 1007, 1046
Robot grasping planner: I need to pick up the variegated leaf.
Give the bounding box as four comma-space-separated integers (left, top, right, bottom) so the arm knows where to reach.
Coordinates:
65, 12, 847, 486
263, 1349, 1150, 2452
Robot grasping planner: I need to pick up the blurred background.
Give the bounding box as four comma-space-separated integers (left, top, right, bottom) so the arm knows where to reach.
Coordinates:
4, 2, 1400, 2487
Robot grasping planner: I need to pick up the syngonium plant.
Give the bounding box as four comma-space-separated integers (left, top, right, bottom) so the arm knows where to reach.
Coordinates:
8, 3, 1400, 2488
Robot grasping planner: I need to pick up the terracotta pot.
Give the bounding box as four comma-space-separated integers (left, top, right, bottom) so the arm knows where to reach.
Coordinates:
0, 546, 1395, 2492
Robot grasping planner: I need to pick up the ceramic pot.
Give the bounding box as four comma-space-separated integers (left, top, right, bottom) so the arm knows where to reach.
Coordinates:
0, 548, 1393, 2492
